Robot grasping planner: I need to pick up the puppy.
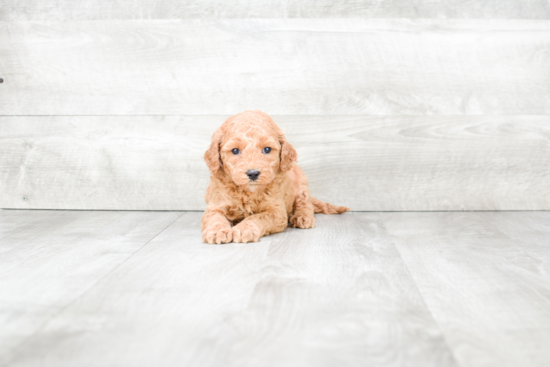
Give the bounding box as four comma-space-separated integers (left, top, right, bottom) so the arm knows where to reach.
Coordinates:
202, 110, 349, 244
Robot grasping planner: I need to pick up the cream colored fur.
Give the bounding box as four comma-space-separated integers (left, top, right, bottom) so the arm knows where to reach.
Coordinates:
202, 110, 349, 244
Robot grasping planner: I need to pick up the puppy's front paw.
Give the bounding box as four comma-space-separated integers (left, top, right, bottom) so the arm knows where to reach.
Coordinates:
232, 221, 262, 243
290, 214, 315, 229
202, 227, 233, 245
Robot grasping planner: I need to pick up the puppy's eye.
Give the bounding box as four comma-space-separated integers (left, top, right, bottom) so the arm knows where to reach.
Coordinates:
232, 148, 240, 155
263, 147, 271, 154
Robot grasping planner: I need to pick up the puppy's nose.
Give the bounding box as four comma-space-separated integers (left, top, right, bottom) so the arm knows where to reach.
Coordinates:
246, 169, 260, 181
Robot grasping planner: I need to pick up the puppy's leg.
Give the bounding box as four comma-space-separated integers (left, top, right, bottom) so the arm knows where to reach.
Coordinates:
289, 191, 316, 229
288, 167, 315, 229
201, 207, 233, 244
232, 207, 287, 243
310, 196, 350, 214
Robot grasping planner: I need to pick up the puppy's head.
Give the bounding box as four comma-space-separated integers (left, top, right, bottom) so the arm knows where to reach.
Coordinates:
204, 110, 297, 192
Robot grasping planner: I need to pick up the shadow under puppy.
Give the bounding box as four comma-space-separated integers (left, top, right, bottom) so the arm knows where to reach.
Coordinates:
202, 110, 349, 244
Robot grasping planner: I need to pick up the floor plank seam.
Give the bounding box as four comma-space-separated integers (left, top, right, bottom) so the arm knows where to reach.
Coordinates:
387, 226, 463, 367
1, 211, 186, 366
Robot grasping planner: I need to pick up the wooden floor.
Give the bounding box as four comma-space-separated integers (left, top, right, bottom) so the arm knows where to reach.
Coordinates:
0, 210, 549, 367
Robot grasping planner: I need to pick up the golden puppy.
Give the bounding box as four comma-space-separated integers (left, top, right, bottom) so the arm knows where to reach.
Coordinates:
202, 110, 349, 244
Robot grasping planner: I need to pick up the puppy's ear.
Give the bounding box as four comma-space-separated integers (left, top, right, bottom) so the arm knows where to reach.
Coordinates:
278, 130, 298, 172
204, 129, 223, 175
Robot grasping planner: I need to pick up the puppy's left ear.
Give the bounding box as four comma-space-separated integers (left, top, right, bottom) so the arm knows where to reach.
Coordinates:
204, 129, 223, 175
278, 130, 298, 172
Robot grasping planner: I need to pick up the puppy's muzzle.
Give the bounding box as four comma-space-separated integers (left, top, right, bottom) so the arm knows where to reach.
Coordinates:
246, 169, 260, 181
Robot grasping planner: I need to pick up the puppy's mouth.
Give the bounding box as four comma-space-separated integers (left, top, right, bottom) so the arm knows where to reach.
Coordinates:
245, 181, 264, 192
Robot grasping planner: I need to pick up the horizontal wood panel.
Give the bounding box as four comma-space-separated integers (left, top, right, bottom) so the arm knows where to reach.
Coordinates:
1, 0, 550, 20
1, 19, 550, 115
1, 115, 549, 211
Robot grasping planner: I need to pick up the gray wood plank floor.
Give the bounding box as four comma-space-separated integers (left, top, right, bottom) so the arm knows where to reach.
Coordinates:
0, 210, 183, 366
1, 210, 549, 367
385, 212, 550, 367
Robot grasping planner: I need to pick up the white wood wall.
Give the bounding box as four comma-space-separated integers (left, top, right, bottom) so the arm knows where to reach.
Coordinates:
2, 1, 550, 20
1, 2, 549, 210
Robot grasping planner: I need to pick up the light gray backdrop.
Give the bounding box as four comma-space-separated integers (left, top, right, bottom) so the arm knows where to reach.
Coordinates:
1, 1, 549, 210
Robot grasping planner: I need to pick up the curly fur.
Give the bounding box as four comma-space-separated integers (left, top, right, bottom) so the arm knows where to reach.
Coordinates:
202, 110, 349, 244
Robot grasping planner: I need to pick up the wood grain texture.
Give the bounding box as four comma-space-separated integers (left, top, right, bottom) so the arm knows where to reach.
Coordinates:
4, 212, 457, 367
2, 211, 550, 366
229, 213, 456, 367
385, 212, 550, 367
1, 115, 549, 211
4, 212, 274, 367
1, 19, 550, 115
1, 0, 550, 20
0, 210, 182, 366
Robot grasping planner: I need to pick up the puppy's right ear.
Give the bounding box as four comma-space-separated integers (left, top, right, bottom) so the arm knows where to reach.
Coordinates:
278, 130, 298, 172
204, 129, 223, 175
